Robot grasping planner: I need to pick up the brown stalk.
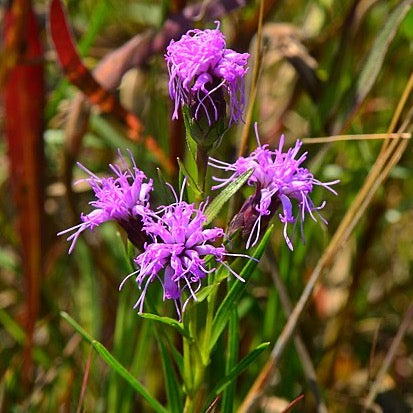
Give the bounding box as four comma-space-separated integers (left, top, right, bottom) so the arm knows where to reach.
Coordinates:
381, 71, 413, 153
366, 321, 382, 401
76, 346, 94, 413
280, 394, 305, 413
302, 133, 411, 144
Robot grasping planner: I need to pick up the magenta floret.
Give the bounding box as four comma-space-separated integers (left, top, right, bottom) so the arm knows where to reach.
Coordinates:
58, 150, 153, 253
120, 201, 226, 316
209, 125, 339, 249
165, 22, 249, 126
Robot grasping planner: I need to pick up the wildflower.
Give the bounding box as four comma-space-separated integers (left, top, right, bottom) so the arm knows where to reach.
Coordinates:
58, 150, 153, 253
120, 183, 246, 316
165, 21, 249, 127
209, 124, 339, 250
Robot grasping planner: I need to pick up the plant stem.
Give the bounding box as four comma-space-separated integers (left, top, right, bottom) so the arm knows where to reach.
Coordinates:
196, 145, 209, 193
200, 276, 218, 365
183, 303, 205, 413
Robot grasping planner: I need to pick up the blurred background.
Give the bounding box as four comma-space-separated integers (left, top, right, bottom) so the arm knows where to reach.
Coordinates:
0, 0, 412, 411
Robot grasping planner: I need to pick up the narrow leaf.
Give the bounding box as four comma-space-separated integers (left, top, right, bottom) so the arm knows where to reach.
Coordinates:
204, 169, 253, 225
157, 336, 184, 412
60, 312, 167, 413
177, 158, 202, 196
182, 105, 197, 162
209, 226, 273, 351
155, 167, 176, 205
195, 284, 219, 303
221, 308, 239, 412
93, 342, 167, 413
280, 394, 305, 413
213, 342, 270, 395
139, 313, 189, 337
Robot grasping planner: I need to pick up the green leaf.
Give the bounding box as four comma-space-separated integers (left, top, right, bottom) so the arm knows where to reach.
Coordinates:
156, 167, 176, 205
204, 169, 253, 225
182, 105, 197, 162
195, 283, 219, 303
212, 342, 270, 395
177, 157, 202, 196
93, 342, 168, 413
157, 335, 184, 412
209, 225, 273, 352
221, 308, 239, 413
139, 313, 189, 337
60, 312, 167, 413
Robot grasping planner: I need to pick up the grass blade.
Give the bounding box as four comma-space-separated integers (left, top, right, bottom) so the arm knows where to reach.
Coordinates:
213, 342, 270, 396
60, 312, 167, 413
204, 169, 253, 225
221, 307, 239, 413
157, 335, 184, 412
177, 157, 202, 196
139, 313, 188, 337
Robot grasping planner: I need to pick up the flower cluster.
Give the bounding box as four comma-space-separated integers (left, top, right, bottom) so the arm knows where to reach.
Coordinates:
120, 200, 226, 316
59, 153, 233, 315
57, 150, 153, 253
209, 125, 339, 249
165, 21, 249, 127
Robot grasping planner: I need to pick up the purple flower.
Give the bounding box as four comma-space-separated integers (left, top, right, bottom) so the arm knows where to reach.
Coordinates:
119, 178, 254, 317
58, 150, 153, 253
209, 125, 339, 250
165, 21, 249, 126
120, 199, 231, 316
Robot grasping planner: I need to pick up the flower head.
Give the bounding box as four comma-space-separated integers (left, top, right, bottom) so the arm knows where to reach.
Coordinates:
58, 150, 153, 253
120, 199, 227, 316
209, 125, 339, 249
165, 21, 249, 126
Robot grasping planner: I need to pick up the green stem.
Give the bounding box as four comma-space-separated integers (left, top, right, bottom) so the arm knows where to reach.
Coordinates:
183, 284, 220, 412
183, 326, 194, 395
201, 276, 218, 365
183, 305, 204, 412
222, 307, 239, 412
196, 145, 209, 193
